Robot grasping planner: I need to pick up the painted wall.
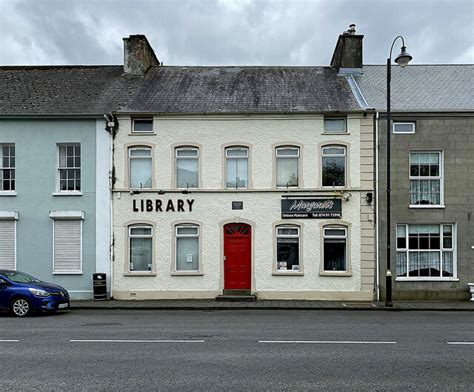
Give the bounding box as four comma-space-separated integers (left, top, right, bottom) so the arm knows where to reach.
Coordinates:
112, 114, 375, 300
0, 118, 106, 299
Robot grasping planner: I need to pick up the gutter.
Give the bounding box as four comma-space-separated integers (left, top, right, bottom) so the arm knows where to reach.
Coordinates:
375, 111, 380, 301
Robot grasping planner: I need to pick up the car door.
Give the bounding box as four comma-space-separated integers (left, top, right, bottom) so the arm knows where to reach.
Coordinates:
0, 276, 11, 309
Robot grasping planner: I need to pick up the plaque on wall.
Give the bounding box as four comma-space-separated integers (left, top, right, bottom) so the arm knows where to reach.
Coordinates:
232, 201, 243, 210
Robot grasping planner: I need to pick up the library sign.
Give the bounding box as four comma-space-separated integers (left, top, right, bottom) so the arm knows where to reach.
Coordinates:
281, 198, 341, 219
132, 199, 194, 213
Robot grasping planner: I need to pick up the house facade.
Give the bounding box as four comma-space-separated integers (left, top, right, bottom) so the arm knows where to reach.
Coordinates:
111, 34, 376, 300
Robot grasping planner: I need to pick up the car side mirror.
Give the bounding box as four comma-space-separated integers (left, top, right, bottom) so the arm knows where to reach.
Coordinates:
0, 278, 9, 286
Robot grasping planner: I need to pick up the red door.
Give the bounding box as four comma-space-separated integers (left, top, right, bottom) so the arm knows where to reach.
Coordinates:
224, 223, 251, 290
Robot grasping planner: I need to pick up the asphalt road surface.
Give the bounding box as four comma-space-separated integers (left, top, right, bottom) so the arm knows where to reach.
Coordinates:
0, 309, 473, 391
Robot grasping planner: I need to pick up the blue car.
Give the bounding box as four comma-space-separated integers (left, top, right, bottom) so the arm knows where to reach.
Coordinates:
0, 270, 70, 317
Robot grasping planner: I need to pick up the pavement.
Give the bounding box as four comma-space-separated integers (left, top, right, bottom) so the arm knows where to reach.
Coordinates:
70, 298, 474, 311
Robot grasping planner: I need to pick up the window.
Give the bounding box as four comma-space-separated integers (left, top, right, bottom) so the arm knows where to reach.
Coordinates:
393, 122, 415, 134
396, 224, 455, 279
53, 220, 82, 273
175, 225, 200, 271
129, 225, 153, 272
409, 151, 443, 206
0, 215, 16, 269
324, 118, 346, 133
276, 147, 299, 187
132, 118, 153, 133
129, 147, 152, 189
322, 145, 346, 187
225, 147, 248, 189
176, 147, 199, 188
58, 144, 80, 192
276, 225, 300, 271
0, 144, 15, 191
323, 226, 347, 271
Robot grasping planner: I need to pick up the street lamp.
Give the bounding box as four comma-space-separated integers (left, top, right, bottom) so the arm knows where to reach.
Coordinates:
386, 36, 412, 307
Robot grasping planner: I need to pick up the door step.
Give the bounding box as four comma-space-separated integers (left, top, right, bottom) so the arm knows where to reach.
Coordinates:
216, 290, 256, 302
223, 289, 252, 296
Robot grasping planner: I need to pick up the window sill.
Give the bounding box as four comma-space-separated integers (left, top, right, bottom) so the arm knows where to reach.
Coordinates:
0, 191, 17, 196
123, 272, 157, 276
272, 271, 304, 276
321, 132, 350, 135
129, 132, 156, 136
396, 277, 459, 282
53, 271, 83, 275
171, 272, 203, 276
409, 205, 445, 209
52, 192, 83, 196
319, 271, 352, 277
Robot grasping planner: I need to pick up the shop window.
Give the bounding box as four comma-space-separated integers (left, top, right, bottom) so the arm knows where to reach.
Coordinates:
58, 144, 81, 192
53, 220, 82, 273
276, 225, 300, 271
324, 117, 347, 133
225, 147, 248, 189
132, 118, 153, 133
175, 224, 200, 271
129, 225, 153, 272
276, 146, 299, 188
323, 226, 347, 271
176, 147, 199, 189
409, 151, 443, 206
0, 144, 15, 192
322, 145, 346, 187
396, 224, 455, 279
129, 147, 152, 189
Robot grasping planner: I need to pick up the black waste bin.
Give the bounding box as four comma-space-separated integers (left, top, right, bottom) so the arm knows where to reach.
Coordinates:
93, 273, 107, 300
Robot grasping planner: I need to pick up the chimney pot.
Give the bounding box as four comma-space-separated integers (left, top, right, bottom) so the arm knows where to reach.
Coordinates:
330, 26, 363, 71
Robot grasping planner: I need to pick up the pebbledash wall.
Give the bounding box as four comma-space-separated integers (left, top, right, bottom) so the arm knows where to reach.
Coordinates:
112, 113, 375, 300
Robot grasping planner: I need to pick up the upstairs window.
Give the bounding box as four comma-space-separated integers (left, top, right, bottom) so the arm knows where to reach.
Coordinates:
393, 122, 415, 134
276, 146, 299, 188
176, 147, 199, 189
58, 144, 81, 192
225, 147, 248, 189
409, 151, 443, 206
132, 118, 153, 133
324, 118, 346, 133
322, 145, 346, 187
129, 147, 152, 189
0, 144, 15, 191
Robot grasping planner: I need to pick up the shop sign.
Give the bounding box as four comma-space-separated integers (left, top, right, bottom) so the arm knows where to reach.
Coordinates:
281, 198, 341, 219
133, 199, 194, 212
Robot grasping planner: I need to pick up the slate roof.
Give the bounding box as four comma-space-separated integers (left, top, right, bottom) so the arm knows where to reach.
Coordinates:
354, 65, 474, 112
0, 65, 362, 115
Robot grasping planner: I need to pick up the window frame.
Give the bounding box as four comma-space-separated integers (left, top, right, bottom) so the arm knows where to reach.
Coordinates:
128, 146, 153, 190
0, 212, 18, 270
175, 146, 200, 189
275, 146, 300, 189
321, 144, 347, 188
56, 143, 81, 194
409, 151, 444, 208
225, 146, 249, 190
52, 219, 83, 275
127, 224, 154, 273
320, 224, 351, 276
173, 223, 201, 274
273, 224, 303, 275
131, 118, 154, 134
396, 223, 457, 281
323, 117, 347, 134
393, 122, 415, 134
0, 143, 15, 194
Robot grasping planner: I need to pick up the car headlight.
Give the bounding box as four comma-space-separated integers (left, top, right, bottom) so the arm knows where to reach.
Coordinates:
28, 288, 50, 297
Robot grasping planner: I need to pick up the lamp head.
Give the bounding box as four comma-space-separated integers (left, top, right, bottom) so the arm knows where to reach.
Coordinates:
395, 46, 412, 68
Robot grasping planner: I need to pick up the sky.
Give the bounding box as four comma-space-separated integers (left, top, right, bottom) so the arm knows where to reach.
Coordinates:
0, 0, 472, 66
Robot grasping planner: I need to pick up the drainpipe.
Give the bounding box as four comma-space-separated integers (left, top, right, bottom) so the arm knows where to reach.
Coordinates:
374, 111, 380, 301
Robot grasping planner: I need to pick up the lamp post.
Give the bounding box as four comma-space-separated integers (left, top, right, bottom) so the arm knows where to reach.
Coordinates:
386, 36, 412, 307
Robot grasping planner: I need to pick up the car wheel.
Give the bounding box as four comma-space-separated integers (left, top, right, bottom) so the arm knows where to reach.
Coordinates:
11, 298, 32, 317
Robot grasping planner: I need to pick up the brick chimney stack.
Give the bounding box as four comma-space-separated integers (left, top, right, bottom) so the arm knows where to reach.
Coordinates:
123, 35, 159, 76
330, 24, 363, 72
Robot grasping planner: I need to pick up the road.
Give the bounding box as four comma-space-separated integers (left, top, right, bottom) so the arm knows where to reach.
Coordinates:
0, 309, 473, 391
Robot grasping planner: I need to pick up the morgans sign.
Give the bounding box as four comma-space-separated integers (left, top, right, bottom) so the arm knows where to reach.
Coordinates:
281, 198, 342, 219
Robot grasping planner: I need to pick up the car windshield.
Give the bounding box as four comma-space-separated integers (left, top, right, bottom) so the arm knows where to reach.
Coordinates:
3, 271, 42, 284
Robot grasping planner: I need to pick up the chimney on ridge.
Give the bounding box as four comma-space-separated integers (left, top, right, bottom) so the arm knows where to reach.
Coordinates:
123, 35, 160, 76
330, 24, 363, 72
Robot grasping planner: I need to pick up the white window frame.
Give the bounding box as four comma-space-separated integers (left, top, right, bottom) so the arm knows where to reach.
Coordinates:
52, 218, 83, 275
175, 147, 199, 189
275, 146, 299, 188
225, 146, 249, 189
56, 143, 81, 194
132, 118, 154, 134
0, 143, 15, 194
175, 224, 200, 273
409, 151, 444, 208
396, 223, 457, 281
275, 225, 301, 273
128, 146, 153, 190
0, 211, 18, 270
324, 117, 347, 133
322, 226, 348, 273
321, 145, 346, 188
393, 122, 415, 134
128, 224, 154, 273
